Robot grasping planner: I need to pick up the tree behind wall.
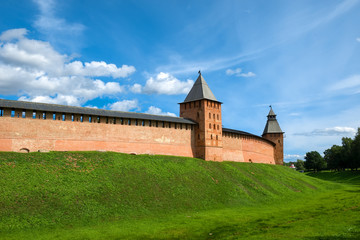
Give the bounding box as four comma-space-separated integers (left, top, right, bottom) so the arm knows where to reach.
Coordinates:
324, 145, 343, 171
341, 137, 353, 170
294, 159, 305, 171
350, 128, 360, 170
305, 151, 326, 172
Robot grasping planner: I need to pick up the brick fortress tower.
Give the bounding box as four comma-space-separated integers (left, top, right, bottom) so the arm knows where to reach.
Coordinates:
262, 106, 284, 165
179, 71, 223, 161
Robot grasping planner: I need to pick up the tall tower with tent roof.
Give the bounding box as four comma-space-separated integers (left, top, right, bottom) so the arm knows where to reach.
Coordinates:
262, 106, 284, 165
179, 71, 223, 161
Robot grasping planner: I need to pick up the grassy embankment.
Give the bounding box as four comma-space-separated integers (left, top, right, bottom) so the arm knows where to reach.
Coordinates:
0, 151, 359, 239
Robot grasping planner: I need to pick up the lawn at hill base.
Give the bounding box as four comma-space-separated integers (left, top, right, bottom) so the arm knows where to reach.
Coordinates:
0, 152, 359, 239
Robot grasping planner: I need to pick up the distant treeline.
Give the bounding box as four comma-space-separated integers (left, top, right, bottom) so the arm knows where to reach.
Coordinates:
285, 128, 360, 172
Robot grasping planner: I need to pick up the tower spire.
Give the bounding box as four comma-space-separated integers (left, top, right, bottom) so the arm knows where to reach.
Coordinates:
182, 72, 219, 103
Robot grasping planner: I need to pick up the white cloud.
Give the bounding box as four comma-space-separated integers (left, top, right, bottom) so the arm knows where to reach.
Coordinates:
33, 0, 85, 51
0, 28, 134, 106
329, 75, 360, 91
0, 35, 66, 74
226, 68, 256, 77
108, 100, 139, 112
130, 83, 142, 93
0, 28, 28, 41
19, 95, 81, 106
226, 68, 241, 75
289, 112, 301, 117
84, 105, 98, 109
356, 37, 360, 42
65, 61, 135, 78
145, 106, 176, 117
295, 126, 356, 137
284, 154, 304, 160
239, 72, 256, 77
139, 72, 194, 95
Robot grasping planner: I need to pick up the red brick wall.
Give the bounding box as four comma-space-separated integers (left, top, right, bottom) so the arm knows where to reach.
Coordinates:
0, 107, 277, 164
180, 100, 223, 161
222, 133, 244, 162
0, 116, 195, 157
222, 133, 275, 164
262, 133, 284, 165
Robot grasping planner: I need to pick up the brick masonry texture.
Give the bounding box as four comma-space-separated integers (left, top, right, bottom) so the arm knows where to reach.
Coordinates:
0, 115, 195, 157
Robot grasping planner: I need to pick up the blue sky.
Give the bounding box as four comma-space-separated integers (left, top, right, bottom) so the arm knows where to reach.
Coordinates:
1, 0, 360, 161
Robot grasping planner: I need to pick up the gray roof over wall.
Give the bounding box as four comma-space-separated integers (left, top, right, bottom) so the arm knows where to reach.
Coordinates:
0, 99, 196, 125
223, 128, 276, 146
182, 73, 220, 103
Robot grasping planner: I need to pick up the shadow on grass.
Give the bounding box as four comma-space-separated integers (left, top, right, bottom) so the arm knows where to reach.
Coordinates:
306, 219, 360, 239
306, 171, 360, 185
305, 236, 360, 240
304, 220, 360, 240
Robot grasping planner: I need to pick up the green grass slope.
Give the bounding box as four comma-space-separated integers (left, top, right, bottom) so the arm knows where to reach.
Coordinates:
1, 152, 359, 239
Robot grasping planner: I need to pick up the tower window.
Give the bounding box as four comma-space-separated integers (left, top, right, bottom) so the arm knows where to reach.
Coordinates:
211, 134, 213, 139
213, 114, 215, 119
209, 123, 211, 129
197, 112, 200, 118
217, 125, 219, 130
209, 113, 211, 119
198, 134, 200, 140
217, 114, 219, 120
214, 124, 216, 129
